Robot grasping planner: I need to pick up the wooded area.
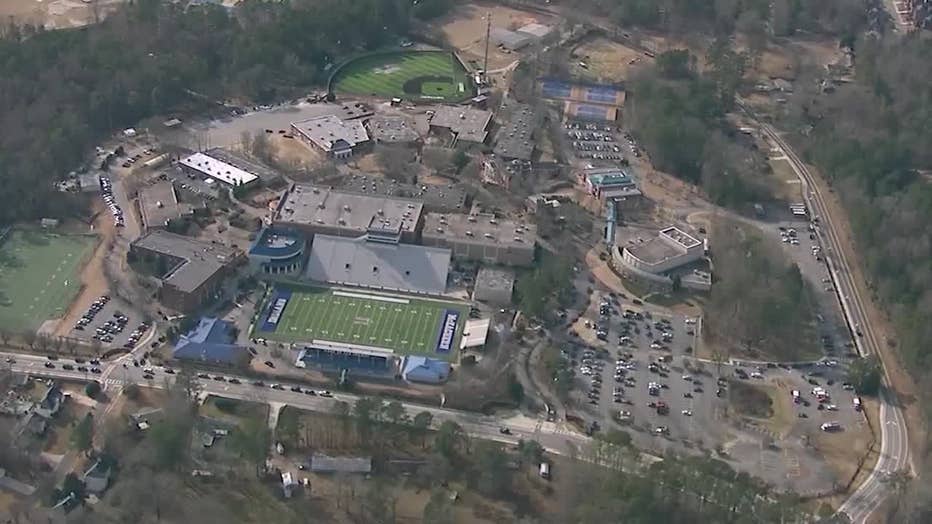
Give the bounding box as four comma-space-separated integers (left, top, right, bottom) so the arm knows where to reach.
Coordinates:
0, 0, 430, 226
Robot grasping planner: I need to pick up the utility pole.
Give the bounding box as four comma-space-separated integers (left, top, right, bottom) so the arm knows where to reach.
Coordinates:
482, 12, 492, 78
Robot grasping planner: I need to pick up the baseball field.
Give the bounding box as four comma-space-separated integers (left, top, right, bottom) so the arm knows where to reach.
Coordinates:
332, 50, 472, 102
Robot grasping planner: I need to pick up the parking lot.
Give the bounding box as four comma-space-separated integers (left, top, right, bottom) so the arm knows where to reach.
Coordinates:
767, 218, 858, 360
566, 292, 712, 443
70, 294, 150, 351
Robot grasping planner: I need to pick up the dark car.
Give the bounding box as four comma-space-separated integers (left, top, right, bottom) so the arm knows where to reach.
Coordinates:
264, 360, 275, 368
62, 364, 74, 371
290, 386, 303, 393
90, 368, 102, 374
44, 362, 55, 369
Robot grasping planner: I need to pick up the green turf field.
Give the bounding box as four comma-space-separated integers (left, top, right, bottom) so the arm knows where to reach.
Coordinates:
260, 286, 466, 359
332, 51, 472, 102
0, 229, 96, 331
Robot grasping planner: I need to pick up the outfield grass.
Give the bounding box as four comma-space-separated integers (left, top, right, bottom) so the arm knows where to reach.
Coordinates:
260, 286, 466, 359
333, 51, 471, 102
0, 228, 96, 331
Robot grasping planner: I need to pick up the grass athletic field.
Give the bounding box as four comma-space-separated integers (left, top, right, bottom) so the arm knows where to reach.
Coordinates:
259, 286, 466, 359
0, 229, 96, 331
332, 51, 472, 102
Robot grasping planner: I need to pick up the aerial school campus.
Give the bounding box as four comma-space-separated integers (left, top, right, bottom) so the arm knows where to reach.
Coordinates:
0, 0, 924, 521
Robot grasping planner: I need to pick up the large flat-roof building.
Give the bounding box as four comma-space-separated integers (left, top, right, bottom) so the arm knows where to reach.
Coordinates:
428, 106, 493, 144
473, 267, 515, 305
421, 213, 536, 267
334, 173, 469, 213
138, 181, 192, 231
305, 235, 451, 295
581, 166, 641, 202
490, 27, 535, 50
291, 116, 370, 159
620, 227, 703, 275
274, 184, 423, 244
366, 115, 421, 145
178, 148, 275, 188
130, 231, 243, 313
493, 101, 537, 161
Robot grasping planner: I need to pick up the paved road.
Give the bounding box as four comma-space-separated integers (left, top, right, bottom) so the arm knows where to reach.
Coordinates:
757, 121, 911, 523
2, 350, 590, 460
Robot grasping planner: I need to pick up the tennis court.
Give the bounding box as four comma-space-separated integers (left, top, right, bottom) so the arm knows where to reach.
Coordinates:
0, 228, 96, 331
257, 286, 466, 359
332, 51, 472, 102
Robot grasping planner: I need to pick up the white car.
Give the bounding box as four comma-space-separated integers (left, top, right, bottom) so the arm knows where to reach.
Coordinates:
681, 410, 692, 416
826, 404, 838, 411
750, 372, 764, 379
681, 374, 692, 381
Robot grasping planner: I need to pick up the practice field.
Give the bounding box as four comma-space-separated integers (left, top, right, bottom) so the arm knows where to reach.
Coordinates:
0, 229, 96, 331
257, 286, 466, 359
332, 51, 472, 102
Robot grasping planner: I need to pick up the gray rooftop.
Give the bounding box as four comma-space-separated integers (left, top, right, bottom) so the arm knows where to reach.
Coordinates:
310, 454, 372, 474
203, 148, 281, 181
276, 184, 423, 235
624, 238, 682, 264
429, 106, 493, 143
475, 267, 516, 292
131, 231, 240, 293
490, 27, 534, 49
334, 173, 468, 213
493, 101, 537, 160
422, 213, 536, 249
138, 181, 189, 230
305, 235, 451, 295
292, 115, 369, 152
367, 115, 421, 143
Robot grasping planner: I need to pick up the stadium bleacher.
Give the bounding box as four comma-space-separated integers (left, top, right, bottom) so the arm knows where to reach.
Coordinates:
300, 348, 395, 376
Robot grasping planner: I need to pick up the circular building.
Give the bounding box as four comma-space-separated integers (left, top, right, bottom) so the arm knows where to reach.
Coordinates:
248, 227, 307, 276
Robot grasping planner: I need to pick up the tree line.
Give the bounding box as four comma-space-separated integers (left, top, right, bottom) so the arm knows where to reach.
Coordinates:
0, 0, 457, 227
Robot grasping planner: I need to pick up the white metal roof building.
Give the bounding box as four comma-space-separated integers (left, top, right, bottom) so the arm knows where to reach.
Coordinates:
178, 152, 260, 187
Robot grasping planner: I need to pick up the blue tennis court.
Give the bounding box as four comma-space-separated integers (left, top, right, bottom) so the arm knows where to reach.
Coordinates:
541, 79, 572, 99
585, 86, 621, 103
574, 104, 614, 120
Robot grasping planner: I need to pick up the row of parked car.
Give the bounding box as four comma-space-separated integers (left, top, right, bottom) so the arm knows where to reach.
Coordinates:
74, 295, 110, 332
123, 322, 151, 350
99, 176, 124, 227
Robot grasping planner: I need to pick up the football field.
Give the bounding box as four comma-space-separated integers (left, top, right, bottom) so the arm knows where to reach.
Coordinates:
0, 228, 96, 331
260, 287, 465, 358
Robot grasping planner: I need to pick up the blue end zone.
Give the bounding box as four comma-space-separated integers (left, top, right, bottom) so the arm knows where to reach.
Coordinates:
260, 288, 292, 332
434, 309, 460, 354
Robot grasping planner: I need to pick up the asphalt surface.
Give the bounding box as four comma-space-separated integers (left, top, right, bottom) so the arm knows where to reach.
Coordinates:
1, 350, 590, 461
760, 122, 911, 523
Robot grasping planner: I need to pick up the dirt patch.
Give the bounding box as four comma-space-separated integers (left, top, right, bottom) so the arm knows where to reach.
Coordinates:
54, 209, 112, 338
570, 37, 648, 81
730, 380, 775, 419
438, 2, 554, 70
766, 157, 804, 202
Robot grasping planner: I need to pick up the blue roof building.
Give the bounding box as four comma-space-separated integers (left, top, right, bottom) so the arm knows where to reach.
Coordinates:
173, 317, 249, 366
401, 356, 451, 384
